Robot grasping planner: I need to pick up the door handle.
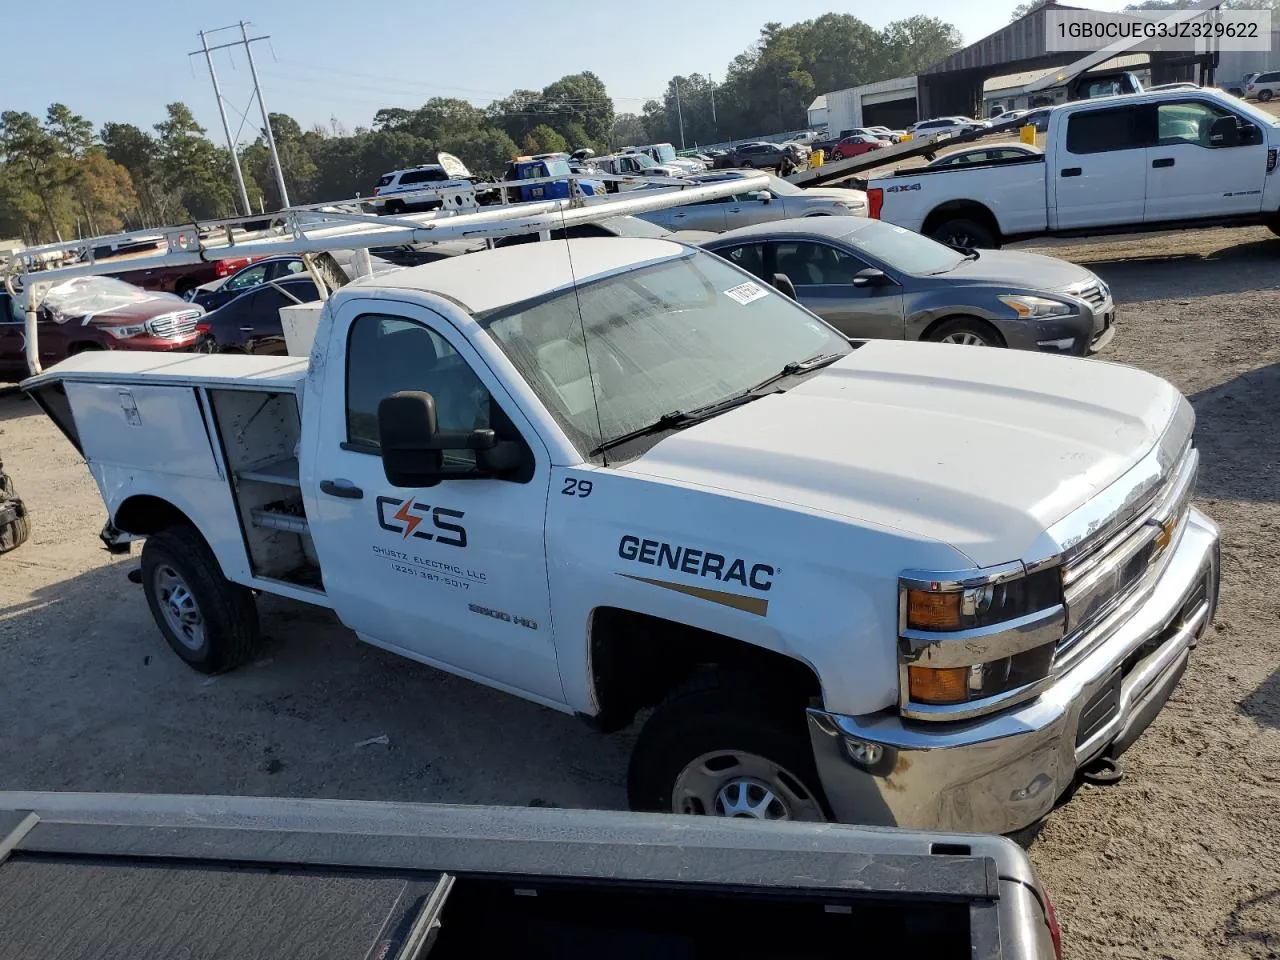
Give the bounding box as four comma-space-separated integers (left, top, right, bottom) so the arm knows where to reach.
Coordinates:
1151, 157, 1175, 168
320, 479, 364, 500
1061, 167, 1082, 177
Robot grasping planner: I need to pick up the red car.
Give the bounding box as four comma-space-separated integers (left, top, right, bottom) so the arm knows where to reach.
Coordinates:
92, 235, 256, 298
0, 277, 205, 381
830, 135, 887, 161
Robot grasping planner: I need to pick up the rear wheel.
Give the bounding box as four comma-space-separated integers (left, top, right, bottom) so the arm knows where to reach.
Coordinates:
930, 217, 997, 250
628, 668, 828, 822
382, 199, 405, 215
927, 316, 1006, 348
141, 524, 260, 673
0, 466, 29, 554
1260, 89, 1273, 102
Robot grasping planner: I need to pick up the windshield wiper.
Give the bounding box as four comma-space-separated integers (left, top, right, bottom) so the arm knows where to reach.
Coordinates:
590, 352, 844, 456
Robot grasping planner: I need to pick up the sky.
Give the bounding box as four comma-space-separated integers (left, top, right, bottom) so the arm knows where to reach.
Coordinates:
0, 0, 1135, 142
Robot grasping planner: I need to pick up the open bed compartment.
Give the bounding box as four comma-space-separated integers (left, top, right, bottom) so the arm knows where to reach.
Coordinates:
206, 387, 321, 591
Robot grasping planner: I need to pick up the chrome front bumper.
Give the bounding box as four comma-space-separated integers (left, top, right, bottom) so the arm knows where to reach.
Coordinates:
808, 507, 1219, 835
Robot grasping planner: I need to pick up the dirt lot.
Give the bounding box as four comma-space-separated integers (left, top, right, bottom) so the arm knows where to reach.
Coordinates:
1, 225, 1278, 957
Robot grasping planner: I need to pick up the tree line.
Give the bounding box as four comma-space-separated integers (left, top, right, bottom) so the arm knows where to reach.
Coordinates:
0, 13, 962, 244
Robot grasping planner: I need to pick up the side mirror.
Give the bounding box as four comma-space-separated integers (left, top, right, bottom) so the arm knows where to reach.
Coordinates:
376, 390, 519, 487
852, 267, 890, 288
1238, 120, 1262, 146
1208, 115, 1241, 148
755, 190, 772, 203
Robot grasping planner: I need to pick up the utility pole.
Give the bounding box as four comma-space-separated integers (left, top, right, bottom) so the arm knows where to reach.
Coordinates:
674, 78, 686, 149
189, 23, 289, 212
710, 74, 717, 125
197, 28, 252, 216
240, 20, 290, 208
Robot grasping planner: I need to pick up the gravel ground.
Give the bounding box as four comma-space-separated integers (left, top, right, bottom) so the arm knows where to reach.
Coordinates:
1, 225, 1278, 958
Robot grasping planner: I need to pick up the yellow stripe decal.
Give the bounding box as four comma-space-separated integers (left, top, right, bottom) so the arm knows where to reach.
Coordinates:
619, 573, 769, 617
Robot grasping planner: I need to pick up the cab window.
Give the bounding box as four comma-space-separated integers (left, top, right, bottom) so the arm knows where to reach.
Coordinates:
345, 314, 492, 466
1157, 101, 1235, 147
1065, 106, 1147, 154
715, 242, 767, 280
224, 264, 269, 292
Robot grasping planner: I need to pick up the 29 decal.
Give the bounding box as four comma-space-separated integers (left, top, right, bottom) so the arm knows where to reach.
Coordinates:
562, 477, 593, 498
376, 496, 467, 547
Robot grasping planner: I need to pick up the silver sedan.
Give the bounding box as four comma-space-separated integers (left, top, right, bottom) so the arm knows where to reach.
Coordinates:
700, 217, 1115, 355
637, 172, 866, 233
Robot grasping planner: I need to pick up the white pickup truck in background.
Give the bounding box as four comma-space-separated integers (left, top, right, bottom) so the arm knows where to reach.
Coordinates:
868, 88, 1280, 249
22, 220, 1220, 836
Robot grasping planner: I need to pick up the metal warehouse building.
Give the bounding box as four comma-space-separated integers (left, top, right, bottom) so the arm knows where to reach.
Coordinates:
822, 0, 1239, 135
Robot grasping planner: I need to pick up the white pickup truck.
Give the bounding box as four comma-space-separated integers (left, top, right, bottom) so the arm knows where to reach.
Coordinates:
23, 234, 1218, 835
868, 87, 1280, 249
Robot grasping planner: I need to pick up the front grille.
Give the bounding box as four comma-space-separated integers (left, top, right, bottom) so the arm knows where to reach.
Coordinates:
1056, 448, 1197, 667
147, 309, 201, 339
1072, 281, 1108, 307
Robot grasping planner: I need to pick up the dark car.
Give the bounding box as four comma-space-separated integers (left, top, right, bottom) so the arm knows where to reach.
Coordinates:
731, 142, 787, 169
192, 256, 310, 311
196, 276, 320, 356
0, 277, 205, 381
700, 217, 1115, 355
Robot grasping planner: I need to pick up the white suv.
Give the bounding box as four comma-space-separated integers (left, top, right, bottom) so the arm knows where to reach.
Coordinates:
910, 117, 977, 139
371, 164, 471, 214
1246, 69, 1280, 102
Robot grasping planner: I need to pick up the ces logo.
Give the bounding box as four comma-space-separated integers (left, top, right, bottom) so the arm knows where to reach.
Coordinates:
376, 496, 467, 548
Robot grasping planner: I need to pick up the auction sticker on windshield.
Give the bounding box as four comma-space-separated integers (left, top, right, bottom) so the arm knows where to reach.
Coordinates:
724, 281, 768, 305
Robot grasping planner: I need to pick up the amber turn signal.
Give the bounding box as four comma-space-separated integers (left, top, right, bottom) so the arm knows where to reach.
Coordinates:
906, 589, 963, 630
907, 665, 970, 705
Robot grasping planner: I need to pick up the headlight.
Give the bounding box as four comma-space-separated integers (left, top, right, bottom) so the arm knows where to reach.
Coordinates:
998, 295, 1075, 319
899, 566, 1064, 716
105, 324, 147, 339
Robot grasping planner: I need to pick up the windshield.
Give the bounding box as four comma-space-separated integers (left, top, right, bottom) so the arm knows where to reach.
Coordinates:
41, 276, 163, 321
632, 154, 657, 169
843, 223, 966, 276
481, 251, 850, 455
654, 144, 677, 162
545, 159, 572, 177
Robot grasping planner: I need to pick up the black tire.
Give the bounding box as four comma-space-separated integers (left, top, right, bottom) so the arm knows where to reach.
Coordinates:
930, 217, 997, 250
174, 279, 198, 299
926, 316, 1007, 348
628, 668, 829, 822
0, 468, 29, 554
141, 524, 260, 674
1269, 216, 1280, 238
382, 199, 405, 215
1260, 89, 1273, 102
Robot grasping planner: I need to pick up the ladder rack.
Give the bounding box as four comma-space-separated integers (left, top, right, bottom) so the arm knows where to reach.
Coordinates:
6, 171, 769, 376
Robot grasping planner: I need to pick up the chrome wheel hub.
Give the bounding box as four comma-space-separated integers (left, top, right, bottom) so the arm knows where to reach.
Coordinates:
153, 564, 205, 650
672, 750, 825, 822
940, 331, 987, 346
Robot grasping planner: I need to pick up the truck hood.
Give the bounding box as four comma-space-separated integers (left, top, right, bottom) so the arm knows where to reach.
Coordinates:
620, 341, 1184, 568
929, 249, 1097, 292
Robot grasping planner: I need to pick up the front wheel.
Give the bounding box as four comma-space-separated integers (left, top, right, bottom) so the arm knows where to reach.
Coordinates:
930, 218, 997, 250
628, 669, 828, 822
927, 316, 1006, 348
141, 524, 260, 673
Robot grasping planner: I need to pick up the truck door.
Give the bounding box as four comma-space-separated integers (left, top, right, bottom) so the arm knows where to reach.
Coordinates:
303, 298, 564, 704
1052, 103, 1148, 229
1144, 99, 1268, 223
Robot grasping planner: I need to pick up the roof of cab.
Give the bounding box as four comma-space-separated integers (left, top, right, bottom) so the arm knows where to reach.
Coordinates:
348, 237, 689, 315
